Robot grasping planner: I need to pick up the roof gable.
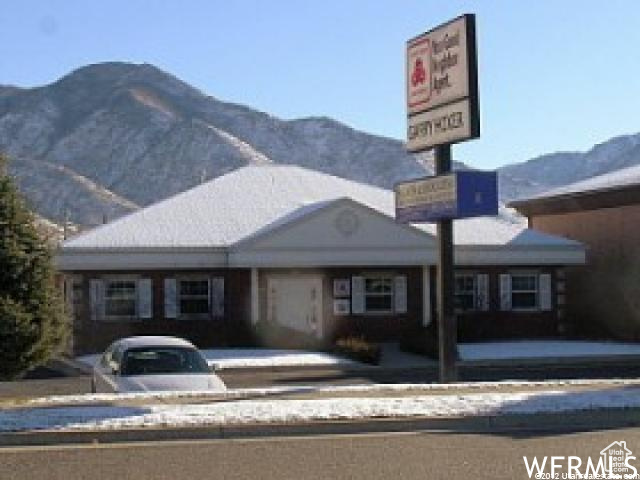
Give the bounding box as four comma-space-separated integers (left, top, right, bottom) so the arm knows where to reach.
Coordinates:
234, 198, 435, 251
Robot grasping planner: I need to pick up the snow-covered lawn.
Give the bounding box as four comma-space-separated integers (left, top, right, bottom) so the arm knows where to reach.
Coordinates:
3, 386, 640, 432
459, 341, 640, 361
76, 348, 358, 371
202, 348, 358, 369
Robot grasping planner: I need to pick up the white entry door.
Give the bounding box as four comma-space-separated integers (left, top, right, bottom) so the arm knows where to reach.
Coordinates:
267, 276, 323, 338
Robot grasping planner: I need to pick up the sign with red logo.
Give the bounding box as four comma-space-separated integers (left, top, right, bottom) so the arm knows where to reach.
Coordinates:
406, 14, 479, 151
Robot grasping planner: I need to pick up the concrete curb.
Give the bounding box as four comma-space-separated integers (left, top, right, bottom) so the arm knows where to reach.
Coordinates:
2, 408, 640, 448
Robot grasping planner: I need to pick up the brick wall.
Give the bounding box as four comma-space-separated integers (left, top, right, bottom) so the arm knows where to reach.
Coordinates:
258, 266, 562, 345
69, 269, 253, 354
67, 264, 564, 353
256, 266, 421, 346
455, 266, 560, 341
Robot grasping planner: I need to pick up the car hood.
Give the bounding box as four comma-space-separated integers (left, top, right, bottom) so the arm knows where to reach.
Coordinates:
116, 374, 226, 393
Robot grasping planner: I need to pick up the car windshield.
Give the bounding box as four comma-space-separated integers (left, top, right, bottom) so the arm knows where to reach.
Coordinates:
120, 347, 210, 376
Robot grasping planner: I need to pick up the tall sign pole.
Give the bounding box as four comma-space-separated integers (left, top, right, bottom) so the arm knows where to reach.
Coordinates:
399, 14, 482, 383
434, 144, 457, 382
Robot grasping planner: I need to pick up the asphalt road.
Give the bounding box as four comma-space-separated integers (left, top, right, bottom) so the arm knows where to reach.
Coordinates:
2, 427, 639, 479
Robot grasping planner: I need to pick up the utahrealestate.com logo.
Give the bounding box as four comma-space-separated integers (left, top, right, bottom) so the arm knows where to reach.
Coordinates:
524, 441, 639, 479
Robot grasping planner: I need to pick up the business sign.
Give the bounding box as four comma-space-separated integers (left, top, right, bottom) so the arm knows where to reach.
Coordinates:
406, 14, 479, 151
407, 98, 473, 151
395, 170, 498, 223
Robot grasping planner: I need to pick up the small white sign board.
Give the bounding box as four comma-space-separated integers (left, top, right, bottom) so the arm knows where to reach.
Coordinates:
407, 98, 473, 152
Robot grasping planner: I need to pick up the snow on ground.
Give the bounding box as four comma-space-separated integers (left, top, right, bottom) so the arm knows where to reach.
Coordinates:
202, 349, 357, 369
27, 378, 640, 406
459, 341, 640, 361
5, 387, 640, 432
76, 349, 358, 370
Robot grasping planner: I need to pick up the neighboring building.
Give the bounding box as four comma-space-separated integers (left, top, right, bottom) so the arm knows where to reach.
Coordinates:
510, 164, 640, 339
57, 166, 585, 354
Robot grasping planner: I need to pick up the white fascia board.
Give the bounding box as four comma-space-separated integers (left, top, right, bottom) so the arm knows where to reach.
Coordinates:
455, 246, 586, 266
56, 249, 228, 271
229, 247, 438, 268
230, 245, 586, 268
56, 244, 585, 271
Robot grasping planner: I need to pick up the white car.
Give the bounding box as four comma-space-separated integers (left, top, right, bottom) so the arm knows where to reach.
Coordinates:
91, 336, 226, 393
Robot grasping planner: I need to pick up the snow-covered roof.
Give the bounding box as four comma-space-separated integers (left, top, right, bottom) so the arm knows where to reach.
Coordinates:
512, 164, 640, 204
63, 165, 578, 250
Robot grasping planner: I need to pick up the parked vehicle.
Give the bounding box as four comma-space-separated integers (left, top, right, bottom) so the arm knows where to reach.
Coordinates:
91, 336, 226, 393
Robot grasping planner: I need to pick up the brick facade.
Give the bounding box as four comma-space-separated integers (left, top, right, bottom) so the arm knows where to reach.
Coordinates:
69, 269, 253, 354
66, 265, 563, 354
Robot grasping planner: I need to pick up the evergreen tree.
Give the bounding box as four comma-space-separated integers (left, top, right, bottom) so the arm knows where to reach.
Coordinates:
0, 154, 68, 379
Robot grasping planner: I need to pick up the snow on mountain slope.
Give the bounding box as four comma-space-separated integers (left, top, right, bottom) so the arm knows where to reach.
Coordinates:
1, 61, 638, 226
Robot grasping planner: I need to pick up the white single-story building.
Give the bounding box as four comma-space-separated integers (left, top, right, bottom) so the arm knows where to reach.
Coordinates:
57, 165, 585, 353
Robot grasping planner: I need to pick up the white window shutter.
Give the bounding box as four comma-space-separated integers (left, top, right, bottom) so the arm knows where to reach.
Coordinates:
351, 276, 365, 314
394, 276, 408, 314
89, 279, 104, 321
475, 274, 490, 311
539, 274, 552, 311
422, 267, 432, 326
164, 278, 178, 319
137, 278, 153, 319
499, 274, 512, 311
210, 277, 225, 318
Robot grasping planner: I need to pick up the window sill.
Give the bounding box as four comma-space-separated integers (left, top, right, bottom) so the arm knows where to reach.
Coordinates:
99, 316, 142, 322
357, 311, 397, 316
176, 315, 214, 321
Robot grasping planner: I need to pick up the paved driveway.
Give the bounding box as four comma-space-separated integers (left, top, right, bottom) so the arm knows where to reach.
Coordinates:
5, 357, 640, 400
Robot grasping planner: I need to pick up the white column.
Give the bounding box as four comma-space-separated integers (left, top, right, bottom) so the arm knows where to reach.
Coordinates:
251, 268, 260, 325
422, 266, 432, 326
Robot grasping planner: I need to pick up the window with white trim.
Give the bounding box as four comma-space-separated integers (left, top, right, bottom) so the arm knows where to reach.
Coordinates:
178, 279, 209, 316
455, 274, 476, 312
105, 280, 137, 317
511, 274, 538, 310
364, 277, 393, 313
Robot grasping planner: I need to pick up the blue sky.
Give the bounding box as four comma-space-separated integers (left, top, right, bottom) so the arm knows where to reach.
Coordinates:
1, 1, 639, 169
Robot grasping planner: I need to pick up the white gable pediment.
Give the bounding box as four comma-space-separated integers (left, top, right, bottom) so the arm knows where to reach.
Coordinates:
237, 199, 434, 250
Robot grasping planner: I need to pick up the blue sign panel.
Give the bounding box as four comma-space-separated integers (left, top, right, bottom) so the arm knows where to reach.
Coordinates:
395, 171, 498, 223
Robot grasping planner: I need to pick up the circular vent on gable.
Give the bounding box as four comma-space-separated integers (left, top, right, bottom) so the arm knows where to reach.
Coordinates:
334, 209, 360, 237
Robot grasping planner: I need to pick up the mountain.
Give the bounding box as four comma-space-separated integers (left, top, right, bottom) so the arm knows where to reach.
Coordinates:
0, 62, 431, 225
1, 62, 638, 228
498, 133, 640, 201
